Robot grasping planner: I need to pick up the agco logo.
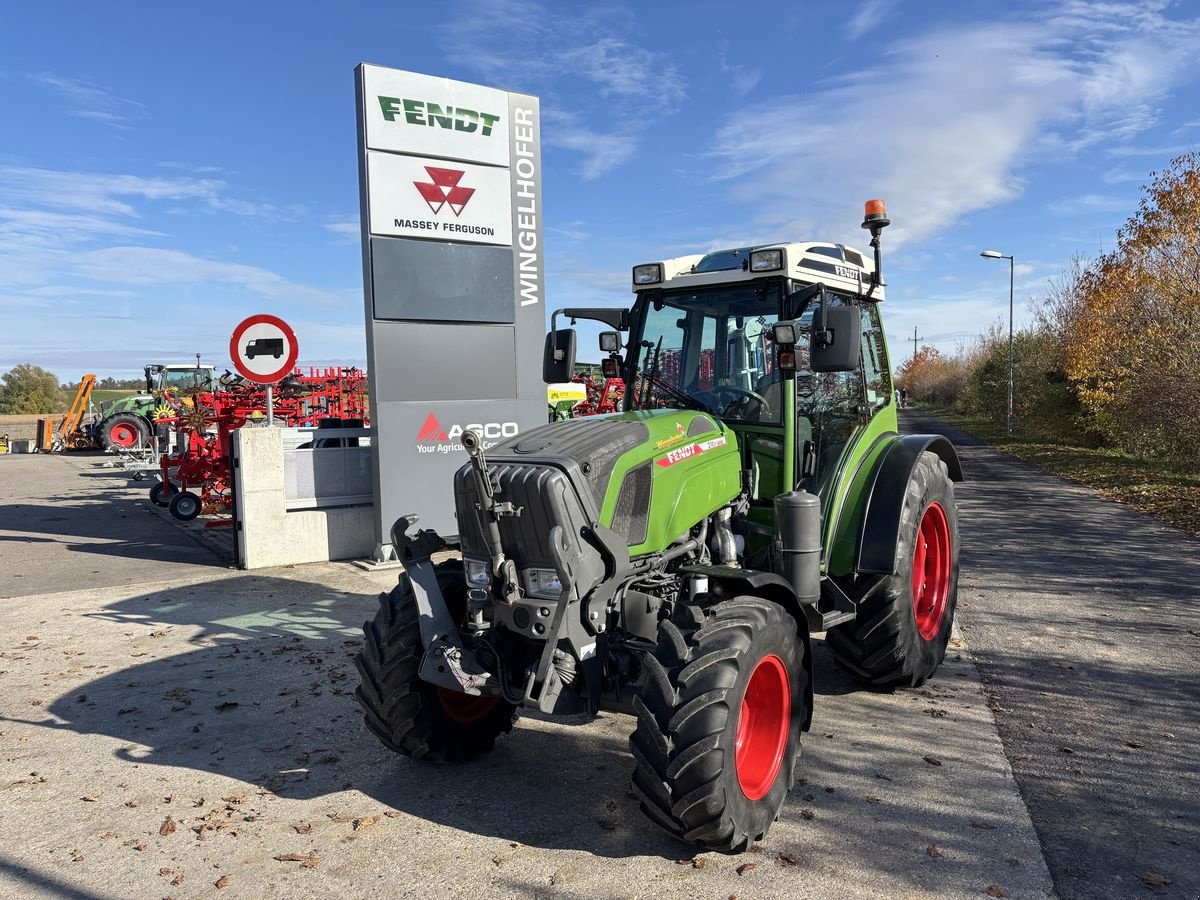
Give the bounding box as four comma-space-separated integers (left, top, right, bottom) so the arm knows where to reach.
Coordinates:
416, 413, 517, 455
413, 167, 475, 217
377, 97, 501, 136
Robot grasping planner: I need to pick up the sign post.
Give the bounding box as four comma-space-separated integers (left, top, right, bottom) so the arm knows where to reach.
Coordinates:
355, 64, 544, 559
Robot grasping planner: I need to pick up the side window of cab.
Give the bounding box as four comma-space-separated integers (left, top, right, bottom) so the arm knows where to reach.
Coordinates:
860, 304, 890, 407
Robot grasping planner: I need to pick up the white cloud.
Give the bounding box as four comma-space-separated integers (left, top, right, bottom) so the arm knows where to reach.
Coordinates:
718, 43, 762, 96
0, 166, 302, 221
1045, 193, 1133, 215
324, 217, 362, 244
0, 166, 221, 218
442, 0, 685, 179
28, 73, 145, 129
70, 246, 348, 307
707, 3, 1200, 250
846, 0, 897, 40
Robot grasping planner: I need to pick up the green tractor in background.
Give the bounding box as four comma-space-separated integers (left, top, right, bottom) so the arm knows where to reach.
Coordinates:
356, 200, 962, 851
95, 363, 215, 450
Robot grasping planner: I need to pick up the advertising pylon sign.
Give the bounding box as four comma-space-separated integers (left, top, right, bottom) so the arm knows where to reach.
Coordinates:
356, 64, 544, 557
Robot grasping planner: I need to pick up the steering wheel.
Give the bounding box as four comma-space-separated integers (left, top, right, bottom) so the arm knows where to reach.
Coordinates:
705, 385, 770, 420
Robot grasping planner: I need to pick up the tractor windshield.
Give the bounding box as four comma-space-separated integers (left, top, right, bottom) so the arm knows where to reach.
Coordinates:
161, 368, 211, 392
632, 284, 783, 424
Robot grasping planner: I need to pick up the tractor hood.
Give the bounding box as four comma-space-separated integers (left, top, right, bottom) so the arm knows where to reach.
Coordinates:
454, 409, 741, 558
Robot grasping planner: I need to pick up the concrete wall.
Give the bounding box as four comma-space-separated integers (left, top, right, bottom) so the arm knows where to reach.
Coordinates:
233, 427, 374, 569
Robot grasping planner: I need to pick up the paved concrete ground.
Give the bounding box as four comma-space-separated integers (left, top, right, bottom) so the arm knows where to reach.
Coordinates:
0, 454, 230, 599
900, 409, 1199, 900
0, 456, 1052, 898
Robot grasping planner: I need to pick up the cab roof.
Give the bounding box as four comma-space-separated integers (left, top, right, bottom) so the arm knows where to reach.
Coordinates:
634, 241, 883, 300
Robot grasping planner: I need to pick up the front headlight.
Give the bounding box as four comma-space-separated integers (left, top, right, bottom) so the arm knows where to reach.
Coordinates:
632, 263, 663, 285
750, 248, 784, 271
464, 558, 491, 587
524, 568, 563, 599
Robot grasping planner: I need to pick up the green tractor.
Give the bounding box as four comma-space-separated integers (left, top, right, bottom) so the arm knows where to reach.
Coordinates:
356, 200, 962, 851
95, 363, 215, 450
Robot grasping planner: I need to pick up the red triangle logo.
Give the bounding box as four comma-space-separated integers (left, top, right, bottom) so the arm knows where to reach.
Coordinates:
416, 412, 448, 442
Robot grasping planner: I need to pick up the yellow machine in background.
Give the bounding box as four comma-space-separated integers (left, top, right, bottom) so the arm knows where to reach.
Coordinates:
53, 374, 98, 450
547, 381, 587, 421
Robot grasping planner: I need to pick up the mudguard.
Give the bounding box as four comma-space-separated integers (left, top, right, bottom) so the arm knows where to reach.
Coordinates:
856, 434, 963, 575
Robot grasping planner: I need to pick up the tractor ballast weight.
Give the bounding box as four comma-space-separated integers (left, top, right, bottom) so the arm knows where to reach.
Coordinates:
356, 200, 963, 852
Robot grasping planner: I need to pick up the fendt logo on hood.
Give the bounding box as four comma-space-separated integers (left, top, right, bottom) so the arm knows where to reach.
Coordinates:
416, 413, 517, 455
413, 167, 475, 217
377, 97, 501, 136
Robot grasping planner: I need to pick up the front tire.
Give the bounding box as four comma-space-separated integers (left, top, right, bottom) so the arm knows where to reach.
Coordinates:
355, 564, 516, 762
630, 597, 809, 851
168, 490, 201, 521
826, 450, 959, 687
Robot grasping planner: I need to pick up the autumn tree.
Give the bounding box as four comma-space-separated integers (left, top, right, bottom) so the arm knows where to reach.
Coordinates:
896, 345, 969, 408
0, 364, 66, 414
1066, 152, 1200, 462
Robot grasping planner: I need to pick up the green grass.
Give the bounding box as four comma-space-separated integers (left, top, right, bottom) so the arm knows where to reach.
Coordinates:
90, 389, 137, 404
923, 405, 1200, 537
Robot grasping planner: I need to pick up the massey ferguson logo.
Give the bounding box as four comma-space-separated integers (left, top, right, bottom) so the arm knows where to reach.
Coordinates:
416, 412, 517, 455
413, 167, 475, 217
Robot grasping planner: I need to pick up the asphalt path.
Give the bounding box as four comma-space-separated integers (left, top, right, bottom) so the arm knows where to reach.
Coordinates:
0, 454, 226, 599
900, 408, 1199, 899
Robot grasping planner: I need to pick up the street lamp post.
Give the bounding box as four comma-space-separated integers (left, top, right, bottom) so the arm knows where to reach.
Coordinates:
980, 250, 1015, 436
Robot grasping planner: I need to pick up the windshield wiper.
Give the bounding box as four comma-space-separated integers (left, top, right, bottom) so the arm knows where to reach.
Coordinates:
637, 337, 714, 415
645, 372, 714, 414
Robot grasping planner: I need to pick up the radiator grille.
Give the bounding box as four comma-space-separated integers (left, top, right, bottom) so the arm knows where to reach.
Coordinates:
611, 461, 652, 546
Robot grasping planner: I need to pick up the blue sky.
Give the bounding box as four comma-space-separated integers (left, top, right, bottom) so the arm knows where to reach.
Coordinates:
2, 0, 1199, 381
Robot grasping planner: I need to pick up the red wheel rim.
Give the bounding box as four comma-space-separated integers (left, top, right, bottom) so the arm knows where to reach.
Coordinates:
912, 501, 952, 640
110, 423, 140, 447
735, 654, 791, 801
436, 687, 499, 725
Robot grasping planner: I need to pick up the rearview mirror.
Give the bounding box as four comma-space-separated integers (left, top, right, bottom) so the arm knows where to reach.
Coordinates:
543, 329, 577, 383
810, 304, 861, 372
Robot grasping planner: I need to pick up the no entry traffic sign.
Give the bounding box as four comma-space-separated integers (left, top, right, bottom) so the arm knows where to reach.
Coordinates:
229, 314, 299, 384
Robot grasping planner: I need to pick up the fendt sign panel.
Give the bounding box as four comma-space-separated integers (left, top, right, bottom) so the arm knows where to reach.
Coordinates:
361, 66, 510, 166
356, 63, 543, 556
366, 152, 513, 245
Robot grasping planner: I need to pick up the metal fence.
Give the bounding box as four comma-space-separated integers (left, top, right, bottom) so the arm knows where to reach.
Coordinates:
282, 427, 373, 511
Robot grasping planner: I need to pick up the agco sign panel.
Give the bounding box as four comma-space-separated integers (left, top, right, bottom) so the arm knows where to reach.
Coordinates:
366, 152, 512, 246
361, 66, 510, 166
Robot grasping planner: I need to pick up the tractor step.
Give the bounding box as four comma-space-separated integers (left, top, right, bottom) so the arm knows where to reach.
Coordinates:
818, 609, 856, 630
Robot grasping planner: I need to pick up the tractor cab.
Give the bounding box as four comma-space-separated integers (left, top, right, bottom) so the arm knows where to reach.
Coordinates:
146, 364, 216, 395
545, 203, 896, 569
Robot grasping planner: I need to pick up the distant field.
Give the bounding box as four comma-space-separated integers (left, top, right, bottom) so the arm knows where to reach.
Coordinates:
90, 389, 138, 404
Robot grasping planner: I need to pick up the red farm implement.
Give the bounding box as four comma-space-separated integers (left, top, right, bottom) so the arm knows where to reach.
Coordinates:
571, 374, 625, 416
150, 367, 369, 521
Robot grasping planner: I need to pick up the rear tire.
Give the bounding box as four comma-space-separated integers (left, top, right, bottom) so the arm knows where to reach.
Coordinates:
629, 597, 809, 851
100, 413, 150, 451
149, 481, 175, 507
826, 450, 959, 688
355, 564, 516, 762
